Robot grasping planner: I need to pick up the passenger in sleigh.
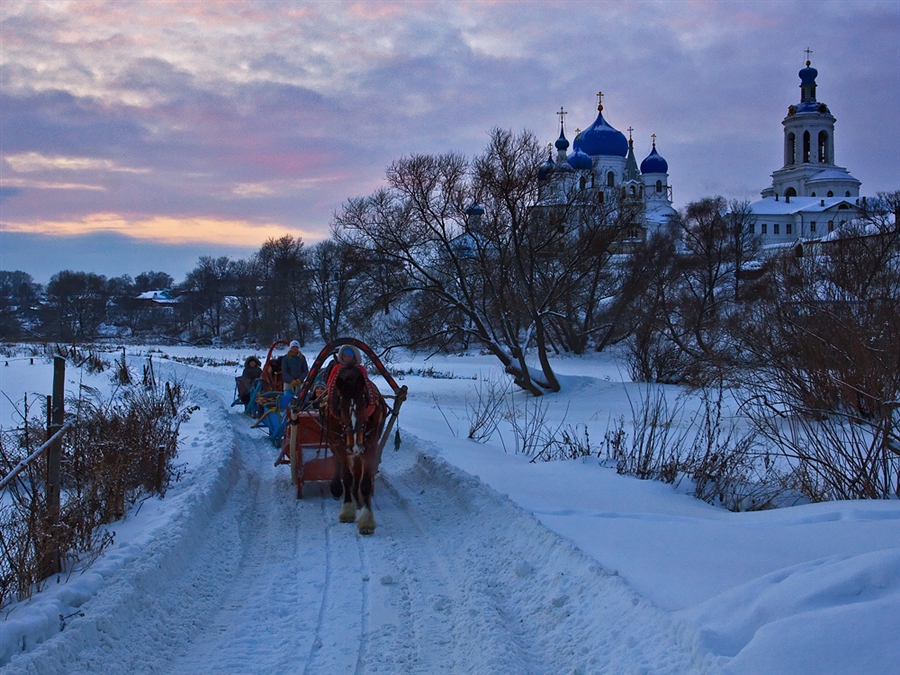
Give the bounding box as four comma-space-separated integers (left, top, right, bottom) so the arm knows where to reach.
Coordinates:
310, 344, 367, 412
282, 340, 309, 394
235, 355, 262, 405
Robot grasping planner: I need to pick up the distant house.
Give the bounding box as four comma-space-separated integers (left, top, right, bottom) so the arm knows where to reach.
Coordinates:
136, 289, 181, 310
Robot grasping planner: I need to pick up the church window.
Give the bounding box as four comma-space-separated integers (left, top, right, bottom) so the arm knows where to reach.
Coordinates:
607, 171, 615, 187
810, 221, 816, 233
598, 191, 604, 204
748, 223, 755, 234
630, 185, 636, 197
818, 131, 829, 163
827, 190, 834, 197
580, 176, 587, 190
761, 223, 767, 235
828, 220, 834, 232
655, 180, 662, 193
785, 132, 796, 165
774, 223, 780, 235
786, 223, 792, 235
845, 191, 851, 197
811, 192, 816, 197
803, 131, 811, 163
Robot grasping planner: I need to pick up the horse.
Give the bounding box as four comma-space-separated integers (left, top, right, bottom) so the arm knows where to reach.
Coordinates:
325, 364, 387, 535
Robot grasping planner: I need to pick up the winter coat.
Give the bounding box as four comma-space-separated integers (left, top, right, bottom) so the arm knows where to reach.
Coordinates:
241, 356, 262, 381
282, 352, 309, 384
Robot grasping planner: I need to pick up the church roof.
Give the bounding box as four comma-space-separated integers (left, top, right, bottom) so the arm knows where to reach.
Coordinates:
806, 168, 861, 184
574, 108, 628, 158
750, 196, 857, 216
640, 144, 668, 174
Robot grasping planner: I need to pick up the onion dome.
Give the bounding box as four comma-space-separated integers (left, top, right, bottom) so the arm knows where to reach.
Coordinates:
640, 138, 668, 174
567, 147, 593, 171
573, 95, 628, 158
538, 149, 555, 182
465, 202, 485, 216
799, 61, 817, 85
555, 128, 570, 152
797, 54, 825, 110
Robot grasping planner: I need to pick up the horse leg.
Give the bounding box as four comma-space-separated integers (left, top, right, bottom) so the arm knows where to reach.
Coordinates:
338, 456, 357, 523
356, 461, 376, 535
329, 453, 343, 500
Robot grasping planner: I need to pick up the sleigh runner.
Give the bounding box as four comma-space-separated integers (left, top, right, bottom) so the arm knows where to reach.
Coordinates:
273, 338, 407, 503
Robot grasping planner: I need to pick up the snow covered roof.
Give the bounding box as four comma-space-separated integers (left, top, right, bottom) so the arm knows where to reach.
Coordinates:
136, 289, 180, 303
807, 168, 860, 184
749, 196, 857, 216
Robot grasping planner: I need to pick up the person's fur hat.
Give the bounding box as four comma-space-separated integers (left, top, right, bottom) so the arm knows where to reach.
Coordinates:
338, 344, 362, 364
289, 340, 300, 349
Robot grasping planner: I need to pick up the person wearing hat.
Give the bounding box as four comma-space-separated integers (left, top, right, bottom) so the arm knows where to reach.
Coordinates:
282, 340, 309, 393
236, 355, 262, 404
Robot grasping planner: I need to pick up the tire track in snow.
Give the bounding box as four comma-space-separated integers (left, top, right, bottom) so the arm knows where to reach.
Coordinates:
371, 448, 716, 674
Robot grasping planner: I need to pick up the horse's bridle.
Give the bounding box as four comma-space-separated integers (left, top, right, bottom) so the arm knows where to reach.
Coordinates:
337, 394, 371, 456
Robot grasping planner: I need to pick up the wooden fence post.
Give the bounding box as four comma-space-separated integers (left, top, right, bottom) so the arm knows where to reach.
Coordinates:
41, 356, 65, 578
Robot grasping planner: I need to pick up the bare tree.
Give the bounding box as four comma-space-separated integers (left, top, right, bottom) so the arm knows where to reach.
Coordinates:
304, 239, 369, 343
182, 256, 233, 339
735, 191, 900, 499
43, 271, 110, 340
335, 128, 636, 395
253, 235, 307, 343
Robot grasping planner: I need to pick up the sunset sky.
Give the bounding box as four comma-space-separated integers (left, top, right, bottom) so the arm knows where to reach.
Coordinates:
2, 0, 898, 284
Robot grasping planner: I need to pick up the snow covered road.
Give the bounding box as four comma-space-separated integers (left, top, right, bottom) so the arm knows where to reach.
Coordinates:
2, 367, 712, 674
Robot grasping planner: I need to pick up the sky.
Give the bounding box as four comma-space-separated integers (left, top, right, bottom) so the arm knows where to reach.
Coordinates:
1, 0, 899, 285
1, 346, 897, 672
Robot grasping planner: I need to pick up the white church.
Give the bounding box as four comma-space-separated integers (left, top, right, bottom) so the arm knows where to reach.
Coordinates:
536, 92, 677, 240
536, 56, 871, 248
748, 56, 865, 246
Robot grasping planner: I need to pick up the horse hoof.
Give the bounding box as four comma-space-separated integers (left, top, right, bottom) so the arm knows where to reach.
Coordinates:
357, 507, 376, 534
339, 502, 356, 523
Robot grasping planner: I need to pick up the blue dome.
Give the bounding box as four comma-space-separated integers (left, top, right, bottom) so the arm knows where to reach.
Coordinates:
567, 148, 593, 171
640, 145, 668, 174
573, 110, 628, 158
538, 154, 555, 182
555, 129, 570, 152
799, 64, 818, 85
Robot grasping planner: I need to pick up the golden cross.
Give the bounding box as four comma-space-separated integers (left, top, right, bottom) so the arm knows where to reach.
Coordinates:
557, 106, 567, 127
596, 91, 603, 111
651, 133, 657, 146
804, 47, 813, 65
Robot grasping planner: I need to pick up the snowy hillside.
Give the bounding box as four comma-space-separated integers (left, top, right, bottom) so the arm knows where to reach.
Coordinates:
0, 346, 897, 674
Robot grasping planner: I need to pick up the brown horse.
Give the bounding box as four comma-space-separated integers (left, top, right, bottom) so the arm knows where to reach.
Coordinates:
326, 364, 387, 534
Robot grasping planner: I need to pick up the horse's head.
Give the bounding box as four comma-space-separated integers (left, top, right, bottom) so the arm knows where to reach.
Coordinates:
332, 365, 369, 454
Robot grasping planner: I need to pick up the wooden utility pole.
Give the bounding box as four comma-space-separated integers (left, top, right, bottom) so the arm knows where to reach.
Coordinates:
41, 356, 65, 578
